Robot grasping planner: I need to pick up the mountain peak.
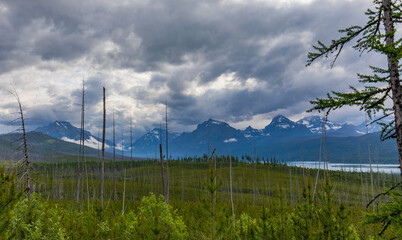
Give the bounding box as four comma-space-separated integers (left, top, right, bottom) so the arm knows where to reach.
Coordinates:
242, 125, 262, 138
271, 115, 291, 123
54, 121, 72, 129
35, 120, 91, 141
197, 119, 228, 130
263, 115, 311, 137
206, 118, 225, 125
245, 126, 255, 131
297, 115, 345, 134
299, 115, 322, 123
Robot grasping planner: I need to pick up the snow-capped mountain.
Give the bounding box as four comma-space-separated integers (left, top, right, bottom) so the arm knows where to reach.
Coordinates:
34, 121, 109, 149
29, 115, 388, 159
296, 116, 342, 134
132, 128, 180, 156
357, 121, 385, 134
35, 121, 91, 140
242, 126, 263, 138
132, 116, 382, 157
263, 115, 311, 137
297, 116, 370, 137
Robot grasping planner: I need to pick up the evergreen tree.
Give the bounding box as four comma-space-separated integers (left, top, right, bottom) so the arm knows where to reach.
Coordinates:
0, 168, 22, 238
364, 189, 402, 238
306, 0, 402, 177
121, 193, 188, 240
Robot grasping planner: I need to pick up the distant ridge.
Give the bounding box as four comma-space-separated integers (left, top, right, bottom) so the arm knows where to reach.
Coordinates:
7, 116, 394, 164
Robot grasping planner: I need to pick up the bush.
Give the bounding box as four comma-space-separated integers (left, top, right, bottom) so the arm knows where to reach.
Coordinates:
121, 193, 188, 239
0, 168, 22, 238
6, 193, 66, 240
235, 213, 261, 240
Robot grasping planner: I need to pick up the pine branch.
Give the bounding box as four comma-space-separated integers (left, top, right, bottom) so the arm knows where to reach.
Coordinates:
366, 181, 402, 210
308, 86, 390, 113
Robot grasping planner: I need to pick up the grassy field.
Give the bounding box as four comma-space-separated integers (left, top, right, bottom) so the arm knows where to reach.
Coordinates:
1, 156, 401, 239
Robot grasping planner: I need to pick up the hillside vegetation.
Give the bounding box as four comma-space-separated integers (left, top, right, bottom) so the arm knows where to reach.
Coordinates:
1, 156, 401, 239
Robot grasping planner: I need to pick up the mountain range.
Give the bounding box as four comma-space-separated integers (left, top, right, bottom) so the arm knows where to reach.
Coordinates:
21, 115, 397, 164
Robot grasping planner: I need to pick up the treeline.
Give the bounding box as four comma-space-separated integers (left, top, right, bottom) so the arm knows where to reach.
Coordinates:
176, 154, 284, 164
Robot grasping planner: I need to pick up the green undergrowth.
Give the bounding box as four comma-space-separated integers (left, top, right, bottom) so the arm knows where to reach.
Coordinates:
1, 158, 401, 239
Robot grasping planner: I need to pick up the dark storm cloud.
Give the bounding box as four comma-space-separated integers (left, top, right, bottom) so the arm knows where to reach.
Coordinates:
1, 0, 368, 71
0, 0, 375, 132
0, 0, 91, 71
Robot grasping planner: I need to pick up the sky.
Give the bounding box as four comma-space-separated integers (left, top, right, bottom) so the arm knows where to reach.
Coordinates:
0, 0, 389, 138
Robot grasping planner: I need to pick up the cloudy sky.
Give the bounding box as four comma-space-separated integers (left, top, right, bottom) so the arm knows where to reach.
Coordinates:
0, 0, 387, 138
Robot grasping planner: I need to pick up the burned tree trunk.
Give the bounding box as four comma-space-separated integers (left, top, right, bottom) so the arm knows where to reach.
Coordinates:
113, 110, 117, 201
228, 131, 235, 227
101, 87, 106, 207
160, 144, 166, 200
14, 90, 30, 201
165, 101, 169, 203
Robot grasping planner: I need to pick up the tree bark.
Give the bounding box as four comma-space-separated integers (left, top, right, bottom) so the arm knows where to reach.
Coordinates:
15, 91, 30, 201
122, 168, 126, 216
228, 132, 235, 227
366, 115, 375, 211
383, 0, 402, 178
165, 102, 169, 204
160, 144, 166, 200
101, 87, 106, 207
113, 110, 117, 200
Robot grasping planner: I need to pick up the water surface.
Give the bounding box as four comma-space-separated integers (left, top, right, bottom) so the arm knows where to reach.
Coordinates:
287, 161, 400, 174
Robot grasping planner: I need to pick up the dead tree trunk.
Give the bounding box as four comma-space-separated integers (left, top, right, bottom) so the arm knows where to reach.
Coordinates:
122, 168, 126, 216
101, 87, 106, 207
113, 110, 117, 201
75, 82, 85, 211
130, 117, 134, 201
160, 144, 166, 200
366, 115, 375, 211
313, 116, 325, 201
80, 80, 90, 211
14, 90, 30, 201
253, 140, 257, 205
228, 130, 235, 227
165, 101, 169, 204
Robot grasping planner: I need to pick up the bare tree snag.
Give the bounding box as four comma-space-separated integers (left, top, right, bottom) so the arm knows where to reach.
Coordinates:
165, 101, 169, 204
13, 89, 30, 201
101, 87, 106, 207
113, 109, 117, 201
160, 143, 166, 200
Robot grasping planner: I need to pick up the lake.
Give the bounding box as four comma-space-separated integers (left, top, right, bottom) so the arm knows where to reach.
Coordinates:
287, 161, 400, 175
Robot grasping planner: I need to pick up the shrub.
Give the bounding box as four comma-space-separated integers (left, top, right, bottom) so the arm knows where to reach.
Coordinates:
7, 193, 66, 240
121, 193, 188, 240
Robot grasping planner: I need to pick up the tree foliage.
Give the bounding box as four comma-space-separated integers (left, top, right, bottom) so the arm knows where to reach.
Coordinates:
6, 193, 66, 240
0, 168, 22, 238
364, 189, 402, 238
307, 0, 402, 237
121, 193, 188, 240
306, 0, 402, 141
1, 159, 401, 239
